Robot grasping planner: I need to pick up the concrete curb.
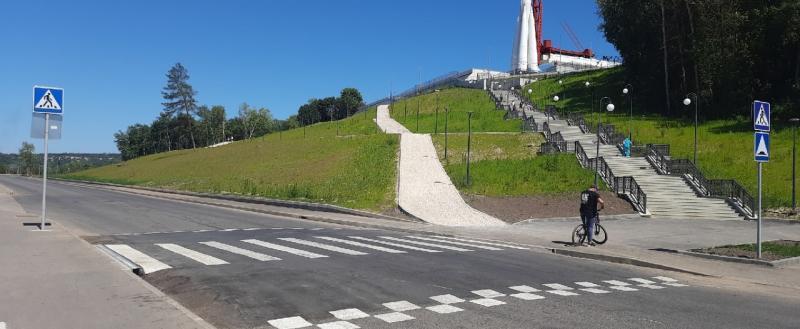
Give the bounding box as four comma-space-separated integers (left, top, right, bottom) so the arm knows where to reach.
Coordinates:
52, 178, 420, 223
549, 248, 710, 276
656, 248, 800, 268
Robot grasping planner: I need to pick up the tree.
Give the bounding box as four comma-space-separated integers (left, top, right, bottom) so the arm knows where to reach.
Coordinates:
338, 88, 364, 117
18, 142, 36, 176
161, 63, 199, 148
238, 103, 275, 139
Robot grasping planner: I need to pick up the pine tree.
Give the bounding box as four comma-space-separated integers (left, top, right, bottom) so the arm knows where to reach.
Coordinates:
161, 63, 198, 148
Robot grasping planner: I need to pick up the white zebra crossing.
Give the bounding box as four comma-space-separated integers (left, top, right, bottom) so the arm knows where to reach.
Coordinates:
430, 236, 530, 250
156, 243, 229, 265
199, 241, 281, 261
278, 238, 369, 256
348, 236, 443, 253
105, 244, 172, 274
406, 236, 503, 250
378, 236, 473, 252
243, 239, 328, 259
315, 236, 407, 253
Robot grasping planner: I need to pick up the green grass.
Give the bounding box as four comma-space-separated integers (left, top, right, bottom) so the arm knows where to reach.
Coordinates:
429, 133, 596, 196
522, 67, 798, 209
62, 109, 398, 211
391, 88, 521, 133
724, 241, 800, 258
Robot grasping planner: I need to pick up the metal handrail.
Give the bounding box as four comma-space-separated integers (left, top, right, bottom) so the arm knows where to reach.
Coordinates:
614, 176, 647, 213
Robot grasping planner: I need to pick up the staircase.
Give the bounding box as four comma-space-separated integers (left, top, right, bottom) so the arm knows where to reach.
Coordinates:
494, 89, 744, 221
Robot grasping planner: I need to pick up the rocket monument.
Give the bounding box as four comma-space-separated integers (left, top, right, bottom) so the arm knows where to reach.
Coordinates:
512, 0, 540, 73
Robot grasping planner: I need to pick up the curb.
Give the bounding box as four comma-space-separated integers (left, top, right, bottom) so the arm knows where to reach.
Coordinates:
52, 178, 419, 223
656, 248, 800, 268
547, 247, 710, 277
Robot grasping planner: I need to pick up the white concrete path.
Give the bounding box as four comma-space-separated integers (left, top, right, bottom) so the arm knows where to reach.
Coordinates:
376, 105, 505, 226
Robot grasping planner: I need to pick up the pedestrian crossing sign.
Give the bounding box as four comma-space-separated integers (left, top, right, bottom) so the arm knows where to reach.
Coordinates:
753, 100, 770, 132
33, 86, 64, 114
754, 132, 770, 162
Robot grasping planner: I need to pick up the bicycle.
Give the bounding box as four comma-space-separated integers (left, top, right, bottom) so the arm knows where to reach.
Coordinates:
572, 214, 608, 245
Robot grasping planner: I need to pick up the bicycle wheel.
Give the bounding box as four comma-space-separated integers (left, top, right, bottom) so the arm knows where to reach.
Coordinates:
572, 224, 586, 245
592, 224, 608, 245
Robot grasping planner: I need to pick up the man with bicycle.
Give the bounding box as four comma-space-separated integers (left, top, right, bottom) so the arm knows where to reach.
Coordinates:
580, 186, 605, 246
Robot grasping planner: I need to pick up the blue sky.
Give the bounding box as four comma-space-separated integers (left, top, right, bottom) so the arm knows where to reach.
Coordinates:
0, 0, 617, 153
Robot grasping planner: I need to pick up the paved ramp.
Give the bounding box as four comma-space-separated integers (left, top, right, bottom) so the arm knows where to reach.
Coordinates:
376, 104, 503, 226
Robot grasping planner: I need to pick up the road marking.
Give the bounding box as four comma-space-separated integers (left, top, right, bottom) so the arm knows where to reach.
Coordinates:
329, 308, 370, 321
472, 289, 506, 298
268, 316, 313, 329
426, 304, 463, 314
603, 280, 631, 286
198, 241, 280, 261
662, 282, 689, 287
378, 236, 472, 251
383, 301, 420, 312
510, 293, 546, 300
220, 228, 239, 232
470, 298, 506, 307
609, 286, 639, 292
156, 244, 229, 265
653, 276, 678, 282
431, 236, 529, 250
430, 294, 465, 304
543, 283, 574, 290
105, 244, 172, 274
580, 288, 611, 294
510, 285, 540, 293
374, 312, 414, 323
243, 239, 328, 259
547, 290, 579, 296
278, 238, 368, 256
405, 236, 504, 250
348, 236, 442, 252
315, 237, 406, 253
575, 282, 601, 288
638, 284, 665, 290
1, 321, 6, 329
316, 321, 358, 329
243, 228, 262, 231
629, 278, 656, 284
192, 229, 212, 233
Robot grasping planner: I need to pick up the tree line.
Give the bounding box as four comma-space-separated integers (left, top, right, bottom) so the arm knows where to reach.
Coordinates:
115, 63, 365, 161
597, 0, 800, 120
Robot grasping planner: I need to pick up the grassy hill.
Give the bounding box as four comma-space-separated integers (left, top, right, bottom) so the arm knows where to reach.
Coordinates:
524, 68, 797, 209
62, 107, 399, 211
391, 88, 521, 133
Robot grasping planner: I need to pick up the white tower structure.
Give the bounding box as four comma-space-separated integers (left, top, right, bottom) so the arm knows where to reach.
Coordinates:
512, 0, 540, 73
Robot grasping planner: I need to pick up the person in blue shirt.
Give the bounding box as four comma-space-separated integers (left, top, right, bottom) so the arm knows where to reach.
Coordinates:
623, 137, 632, 157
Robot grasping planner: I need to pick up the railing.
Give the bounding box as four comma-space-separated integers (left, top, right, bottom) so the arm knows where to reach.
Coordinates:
575, 141, 589, 167
614, 176, 647, 213
524, 117, 538, 132
646, 144, 755, 219
542, 121, 551, 140
598, 123, 626, 145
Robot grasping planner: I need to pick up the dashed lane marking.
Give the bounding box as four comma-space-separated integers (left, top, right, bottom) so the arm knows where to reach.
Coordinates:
373, 312, 414, 323
546, 290, 580, 296
406, 236, 503, 251
470, 298, 506, 307
329, 308, 370, 321
383, 301, 420, 312
199, 241, 281, 261
156, 243, 229, 265
278, 238, 369, 256
315, 236, 407, 254
472, 289, 506, 298
510, 292, 546, 300
542, 283, 574, 290
575, 281, 601, 288
426, 304, 463, 314
243, 239, 328, 259
378, 236, 472, 252
580, 288, 611, 294
105, 244, 172, 274
509, 285, 540, 293
316, 321, 359, 329
603, 280, 631, 286
629, 278, 657, 285
268, 316, 313, 329
348, 236, 442, 253
430, 294, 465, 304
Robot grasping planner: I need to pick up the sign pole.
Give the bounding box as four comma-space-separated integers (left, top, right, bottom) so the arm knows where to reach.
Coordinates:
757, 161, 762, 258
41, 113, 50, 230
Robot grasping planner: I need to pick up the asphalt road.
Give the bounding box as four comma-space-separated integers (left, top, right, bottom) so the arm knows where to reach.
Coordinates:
1, 175, 797, 329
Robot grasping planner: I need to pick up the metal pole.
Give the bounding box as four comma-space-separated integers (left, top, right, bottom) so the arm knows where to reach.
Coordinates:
445, 108, 449, 160
757, 162, 763, 259
41, 113, 50, 230
466, 112, 473, 186
435, 107, 439, 135
694, 100, 698, 165
793, 120, 798, 210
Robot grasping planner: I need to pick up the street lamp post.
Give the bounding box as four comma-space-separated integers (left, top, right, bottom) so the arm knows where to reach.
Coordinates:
466, 111, 474, 186
435, 90, 440, 134
585, 81, 594, 115
596, 97, 616, 187
683, 93, 699, 164
623, 84, 633, 140
791, 118, 800, 211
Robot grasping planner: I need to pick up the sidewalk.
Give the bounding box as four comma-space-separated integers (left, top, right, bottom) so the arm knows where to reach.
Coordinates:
0, 184, 212, 329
